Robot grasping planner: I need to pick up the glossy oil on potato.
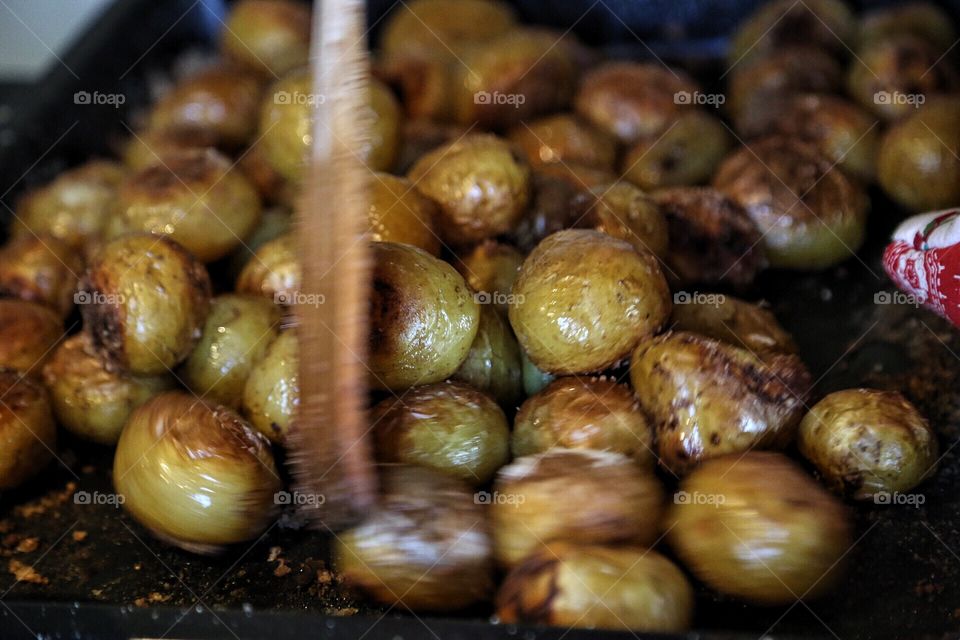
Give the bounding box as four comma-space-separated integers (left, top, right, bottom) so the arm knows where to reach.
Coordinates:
0, 300, 63, 375
235, 232, 299, 305
221, 0, 311, 76
242, 330, 297, 444
452, 306, 523, 409
122, 126, 219, 172
258, 69, 313, 183
367, 172, 440, 255
509, 229, 670, 375
0, 370, 56, 490
671, 295, 797, 356
508, 113, 616, 170
455, 241, 523, 317
570, 181, 669, 258
0, 234, 82, 318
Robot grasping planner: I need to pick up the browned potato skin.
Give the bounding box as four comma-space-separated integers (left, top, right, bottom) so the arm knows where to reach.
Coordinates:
452, 306, 524, 409
408, 134, 531, 245
0, 370, 56, 490
497, 543, 693, 632
235, 232, 299, 304
381, 0, 515, 59
122, 127, 220, 172
509, 229, 671, 375
671, 295, 798, 356
222, 0, 311, 77
369, 242, 479, 390
455, 241, 523, 316
512, 377, 655, 468
570, 181, 669, 258
652, 187, 765, 288
728, 0, 856, 64
378, 51, 457, 123
630, 332, 811, 475
667, 452, 852, 604
368, 173, 440, 255
0, 234, 82, 318
508, 114, 616, 170
491, 449, 664, 567
113, 149, 262, 262
0, 300, 62, 375
535, 162, 616, 192
335, 465, 493, 611
799, 389, 939, 498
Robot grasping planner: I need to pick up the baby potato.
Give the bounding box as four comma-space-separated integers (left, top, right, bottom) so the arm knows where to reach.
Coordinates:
512, 377, 654, 468
0, 234, 82, 317
148, 66, 264, 149
408, 134, 531, 245
652, 187, 764, 288
728, 0, 855, 65
368, 173, 440, 255
221, 0, 311, 76
509, 229, 671, 375
535, 162, 615, 192
521, 348, 555, 397
713, 136, 868, 270
378, 50, 457, 123
180, 294, 282, 408
452, 306, 524, 410
224, 207, 292, 283
372, 380, 510, 484
335, 465, 493, 611
242, 330, 297, 444
112, 149, 262, 262
0, 300, 62, 375
671, 295, 797, 356
395, 119, 470, 173
667, 452, 852, 604
235, 232, 299, 305
237, 139, 296, 206
455, 241, 523, 316
799, 389, 939, 498
258, 69, 312, 183
491, 449, 664, 567
858, 3, 956, 54
380, 0, 515, 59
41, 333, 174, 445
508, 113, 616, 170
363, 79, 402, 172
80, 233, 211, 376
369, 242, 479, 390
122, 127, 219, 172
13, 160, 125, 249
0, 370, 56, 490
630, 332, 811, 475
570, 181, 669, 258
621, 110, 731, 191
497, 543, 693, 633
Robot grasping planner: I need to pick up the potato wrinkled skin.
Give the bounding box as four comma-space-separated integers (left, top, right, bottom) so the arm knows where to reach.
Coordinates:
858, 3, 956, 54
180, 294, 282, 408
242, 331, 297, 444
667, 452, 852, 604
508, 114, 616, 171
671, 295, 797, 356
80, 234, 212, 376
492, 449, 664, 567
369, 242, 479, 391
452, 306, 523, 410
122, 127, 219, 172
408, 134, 531, 245
455, 241, 523, 316
113, 149, 262, 262
570, 182, 669, 258
512, 377, 654, 468
713, 136, 868, 270
258, 69, 312, 183
653, 187, 764, 288
0, 370, 56, 490
114, 391, 280, 554
509, 229, 671, 375
221, 0, 311, 77
380, 0, 515, 60
0, 234, 82, 318
368, 173, 440, 255
799, 389, 939, 498
630, 332, 811, 475
363, 79, 402, 172
235, 232, 299, 305
42, 334, 174, 445
728, 0, 855, 64
335, 465, 493, 611
497, 543, 693, 633
0, 300, 63, 375
372, 381, 510, 484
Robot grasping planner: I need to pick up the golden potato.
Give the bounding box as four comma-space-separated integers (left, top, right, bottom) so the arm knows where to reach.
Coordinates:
258, 68, 313, 183
452, 306, 523, 409
235, 232, 299, 304
237, 139, 296, 205
380, 0, 515, 59
0, 370, 56, 490
222, 0, 311, 76
122, 127, 219, 172
671, 295, 797, 356
454, 240, 523, 316
368, 172, 440, 255
570, 181, 669, 258
728, 0, 855, 65
0, 300, 63, 375
508, 113, 616, 170
0, 234, 82, 317
242, 330, 297, 444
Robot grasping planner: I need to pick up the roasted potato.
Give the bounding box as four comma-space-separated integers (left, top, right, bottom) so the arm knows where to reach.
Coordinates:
0, 300, 63, 375
380, 0, 515, 59
363, 79, 402, 172
454, 241, 523, 316
241, 330, 297, 444
670, 295, 797, 356
258, 68, 312, 183
570, 181, 669, 258
122, 127, 219, 172
368, 172, 440, 255
508, 113, 616, 171
858, 3, 956, 54
0, 370, 56, 490
378, 50, 457, 123
225, 207, 292, 282
452, 306, 524, 409
221, 0, 311, 76
235, 232, 299, 304
509, 173, 578, 253
728, 0, 855, 65
0, 234, 82, 318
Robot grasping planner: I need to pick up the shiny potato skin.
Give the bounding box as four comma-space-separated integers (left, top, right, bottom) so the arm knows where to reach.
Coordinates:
180, 294, 282, 408
652, 187, 764, 288
630, 332, 811, 475
452, 306, 524, 410
512, 377, 654, 468
41, 334, 174, 445
241, 330, 297, 444
0, 370, 56, 490
408, 134, 531, 246
713, 136, 868, 270
368, 173, 440, 255
235, 232, 299, 305
221, 0, 311, 77
455, 241, 523, 316
113, 149, 262, 262
0, 234, 82, 318
570, 181, 669, 258
369, 242, 479, 391
80, 233, 212, 376
258, 69, 312, 183
364, 79, 402, 172
858, 3, 956, 54
335, 465, 493, 611
798, 389, 939, 498
491, 449, 664, 567
122, 127, 219, 172
728, 0, 855, 64
380, 0, 515, 59
508, 113, 616, 171
497, 543, 693, 633
372, 381, 510, 484
509, 229, 671, 375
0, 300, 62, 375
671, 295, 797, 356
667, 452, 852, 604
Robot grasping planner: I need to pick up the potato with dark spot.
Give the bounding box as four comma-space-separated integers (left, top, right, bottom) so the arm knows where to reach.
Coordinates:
509, 229, 671, 375
0, 370, 56, 490
508, 114, 616, 170
630, 332, 811, 475
235, 232, 299, 305
671, 295, 797, 356
858, 3, 956, 54
455, 241, 523, 316
369, 242, 479, 390
570, 181, 669, 258
0, 300, 63, 375
242, 330, 297, 444
728, 0, 855, 65
221, 0, 311, 77
667, 452, 852, 604
368, 173, 440, 255
0, 234, 82, 318
799, 389, 938, 498
452, 306, 523, 409
380, 0, 515, 59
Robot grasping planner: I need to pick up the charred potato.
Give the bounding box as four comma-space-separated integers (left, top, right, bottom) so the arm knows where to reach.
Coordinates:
235, 232, 299, 304
368, 172, 440, 255
728, 0, 855, 64
0, 300, 63, 375
0, 370, 56, 490
0, 234, 82, 317
570, 181, 669, 258
670, 295, 797, 356
221, 0, 311, 76
241, 330, 297, 444
380, 0, 515, 59
452, 306, 524, 409
455, 241, 523, 316
508, 113, 616, 170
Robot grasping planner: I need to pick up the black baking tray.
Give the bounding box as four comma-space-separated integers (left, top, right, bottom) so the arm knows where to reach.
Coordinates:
2, 1, 960, 639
